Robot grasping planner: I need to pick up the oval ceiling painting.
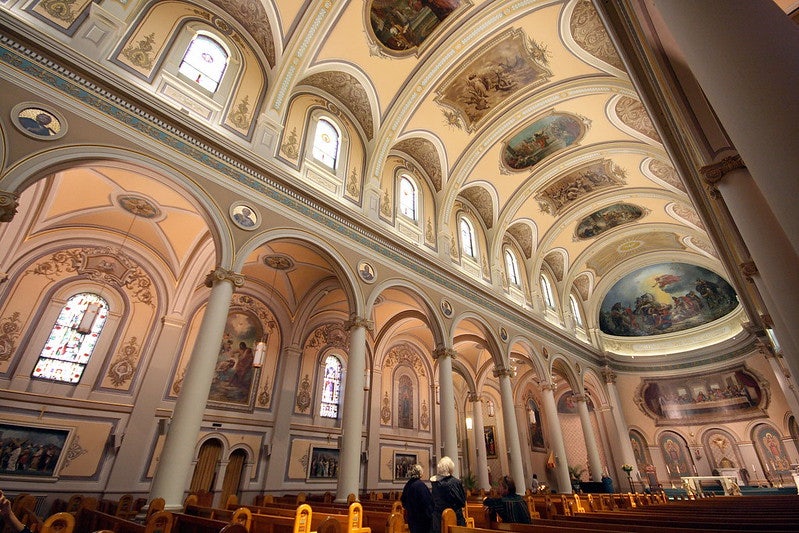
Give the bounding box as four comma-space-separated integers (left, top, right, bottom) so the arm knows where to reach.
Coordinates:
576, 203, 644, 239
502, 113, 584, 171
370, 0, 461, 52
599, 263, 738, 337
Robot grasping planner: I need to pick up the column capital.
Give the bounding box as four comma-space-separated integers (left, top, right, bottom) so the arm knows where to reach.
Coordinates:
572, 393, 587, 403
345, 315, 373, 331
699, 154, 745, 184
539, 381, 556, 392
204, 267, 245, 288
493, 366, 515, 379
432, 347, 458, 360
0, 191, 19, 222
739, 260, 758, 282
601, 366, 617, 384
467, 392, 481, 403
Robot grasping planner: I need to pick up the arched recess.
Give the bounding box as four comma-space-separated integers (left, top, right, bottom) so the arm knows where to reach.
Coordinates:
219, 447, 248, 507
657, 430, 693, 481
701, 427, 744, 473
189, 437, 224, 495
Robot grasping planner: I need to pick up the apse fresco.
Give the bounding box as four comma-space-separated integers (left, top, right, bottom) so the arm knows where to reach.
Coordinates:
502, 113, 583, 170
599, 263, 737, 336
576, 203, 644, 239
639, 366, 762, 423
369, 0, 460, 52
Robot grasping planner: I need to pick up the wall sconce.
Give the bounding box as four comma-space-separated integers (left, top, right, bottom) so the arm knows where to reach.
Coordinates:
465, 417, 473, 430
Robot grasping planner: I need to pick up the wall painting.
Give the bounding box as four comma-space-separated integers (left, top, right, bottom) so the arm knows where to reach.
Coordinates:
0, 423, 70, 477
208, 310, 264, 409
503, 113, 584, 171
658, 432, 692, 480
369, 0, 461, 52
599, 263, 738, 337
575, 203, 645, 240
753, 424, 793, 477
638, 365, 762, 424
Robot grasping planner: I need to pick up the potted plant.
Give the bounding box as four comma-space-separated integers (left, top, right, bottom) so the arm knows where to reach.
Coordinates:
461, 471, 477, 496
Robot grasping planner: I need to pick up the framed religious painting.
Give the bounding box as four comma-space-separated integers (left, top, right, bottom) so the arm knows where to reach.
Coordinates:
307, 446, 339, 481
0, 422, 71, 478
484, 426, 497, 458
394, 452, 417, 481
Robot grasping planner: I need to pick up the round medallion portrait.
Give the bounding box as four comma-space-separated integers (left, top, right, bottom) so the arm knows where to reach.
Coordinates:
12, 103, 67, 140
229, 202, 260, 230
357, 260, 376, 283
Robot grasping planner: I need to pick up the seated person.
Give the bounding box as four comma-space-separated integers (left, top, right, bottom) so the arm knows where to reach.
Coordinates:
483, 475, 532, 524
0, 490, 32, 533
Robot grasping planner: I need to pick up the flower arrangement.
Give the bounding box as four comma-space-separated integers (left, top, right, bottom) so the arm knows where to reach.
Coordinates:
621, 464, 634, 473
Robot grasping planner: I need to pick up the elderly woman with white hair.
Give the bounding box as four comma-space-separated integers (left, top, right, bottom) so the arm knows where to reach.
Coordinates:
400, 464, 433, 533
430, 456, 466, 533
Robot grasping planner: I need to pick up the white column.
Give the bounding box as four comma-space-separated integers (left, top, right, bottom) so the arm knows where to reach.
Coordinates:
602, 368, 637, 480
540, 383, 571, 493
336, 316, 370, 502
575, 394, 603, 482
434, 347, 460, 475
760, 343, 799, 422
496, 367, 526, 494
149, 268, 243, 509
653, 0, 799, 253
702, 161, 799, 382
468, 393, 490, 490
264, 345, 302, 490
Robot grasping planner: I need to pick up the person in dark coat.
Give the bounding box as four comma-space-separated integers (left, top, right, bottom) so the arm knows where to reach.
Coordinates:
483, 475, 532, 524
401, 464, 433, 533
430, 456, 466, 533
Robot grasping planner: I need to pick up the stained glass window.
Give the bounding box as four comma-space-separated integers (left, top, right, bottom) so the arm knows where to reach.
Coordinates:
312, 118, 340, 170
505, 249, 520, 286
541, 275, 555, 309
320, 354, 343, 418
569, 294, 584, 328
178, 34, 229, 93
399, 175, 418, 221
398, 375, 414, 428
460, 217, 476, 258
32, 293, 108, 384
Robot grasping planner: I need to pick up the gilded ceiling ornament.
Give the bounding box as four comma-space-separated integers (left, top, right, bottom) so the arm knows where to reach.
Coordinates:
306, 323, 349, 350
302, 72, 374, 139
119, 195, 159, 218
62, 434, 88, 468
207, 0, 275, 65
380, 392, 391, 424
536, 159, 627, 216
346, 167, 360, 197
685, 236, 718, 259
37, 0, 85, 24
229, 96, 252, 130
670, 202, 705, 230
420, 400, 430, 430
543, 252, 564, 282
507, 223, 533, 259
426, 219, 434, 243
569, 0, 625, 72
383, 343, 426, 377
280, 128, 300, 160
573, 274, 591, 301
394, 138, 442, 192
0, 312, 22, 362
296, 375, 312, 412
614, 96, 661, 143
381, 189, 392, 216
107, 337, 140, 387
648, 159, 686, 192
121, 33, 156, 70
460, 186, 493, 229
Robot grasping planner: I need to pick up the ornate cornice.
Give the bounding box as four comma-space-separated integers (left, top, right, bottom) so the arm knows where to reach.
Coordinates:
204, 268, 245, 288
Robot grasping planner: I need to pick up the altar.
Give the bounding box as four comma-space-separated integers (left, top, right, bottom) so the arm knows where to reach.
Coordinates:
680, 476, 741, 497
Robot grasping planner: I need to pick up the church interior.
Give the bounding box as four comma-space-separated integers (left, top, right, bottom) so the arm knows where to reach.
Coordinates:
2, 0, 799, 528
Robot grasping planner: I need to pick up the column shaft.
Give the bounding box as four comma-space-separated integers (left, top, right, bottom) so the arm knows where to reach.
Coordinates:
541, 386, 571, 493
264, 345, 302, 490
336, 319, 368, 502
575, 396, 603, 482
498, 371, 526, 493
437, 351, 460, 475
149, 271, 238, 508
470, 397, 490, 490
604, 373, 638, 481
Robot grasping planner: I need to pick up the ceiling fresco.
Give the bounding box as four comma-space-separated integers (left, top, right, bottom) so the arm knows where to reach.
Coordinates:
600, 263, 738, 337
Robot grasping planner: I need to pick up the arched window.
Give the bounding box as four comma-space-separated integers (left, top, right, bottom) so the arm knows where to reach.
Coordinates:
399, 175, 418, 221
178, 34, 229, 93
312, 118, 341, 170
320, 354, 343, 418
397, 374, 414, 428
460, 217, 476, 258
540, 274, 555, 309
569, 294, 584, 328
505, 249, 520, 286
32, 292, 109, 384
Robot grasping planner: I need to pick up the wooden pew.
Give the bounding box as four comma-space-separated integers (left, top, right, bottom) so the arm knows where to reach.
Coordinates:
75, 508, 146, 533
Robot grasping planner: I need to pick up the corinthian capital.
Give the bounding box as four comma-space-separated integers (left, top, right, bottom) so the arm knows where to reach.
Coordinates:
601, 366, 617, 384
432, 347, 458, 360
345, 315, 373, 331
204, 267, 245, 288
699, 154, 745, 184
0, 191, 19, 222
493, 366, 514, 379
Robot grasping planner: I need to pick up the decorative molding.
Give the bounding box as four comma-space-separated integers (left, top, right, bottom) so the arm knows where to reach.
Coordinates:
432, 347, 458, 360
0, 191, 20, 222
740, 260, 758, 282
700, 154, 746, 184
204, 267, 245, 288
